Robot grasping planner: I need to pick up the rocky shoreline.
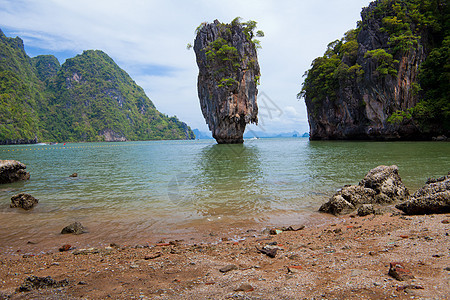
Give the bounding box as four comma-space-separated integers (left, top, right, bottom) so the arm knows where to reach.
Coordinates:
0, 210, 448, 299
0, 166, 448, 299
319, 165, 450, 216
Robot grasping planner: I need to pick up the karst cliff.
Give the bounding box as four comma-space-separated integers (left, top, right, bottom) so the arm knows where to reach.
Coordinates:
0, 29, 194, 143
194, 19, 261, 144
300, 0, 449, 140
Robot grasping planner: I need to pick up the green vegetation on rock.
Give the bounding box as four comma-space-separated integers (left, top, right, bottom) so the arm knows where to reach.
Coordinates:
0, 29, 194, 143
191, 18, 264, 93
364, 49, 398, 77
298, 29, 362, 102
299, 0, 449, 137
0, 29, 45, 143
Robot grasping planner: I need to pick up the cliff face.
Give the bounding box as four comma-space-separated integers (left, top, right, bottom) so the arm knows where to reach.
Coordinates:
302, 0, 448, 140
194, 19, 260, 144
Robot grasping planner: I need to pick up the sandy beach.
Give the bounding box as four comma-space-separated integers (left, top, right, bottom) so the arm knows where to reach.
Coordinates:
1, 206, 449, 299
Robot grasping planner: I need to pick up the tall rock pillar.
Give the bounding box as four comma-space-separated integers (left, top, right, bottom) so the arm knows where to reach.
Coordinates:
194, 19, 260, 144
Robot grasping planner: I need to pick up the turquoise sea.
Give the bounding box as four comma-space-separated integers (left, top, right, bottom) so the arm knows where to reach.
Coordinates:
0, 138, 449, 252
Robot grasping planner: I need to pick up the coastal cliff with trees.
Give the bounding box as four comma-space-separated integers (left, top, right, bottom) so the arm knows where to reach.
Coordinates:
299, 0, 449, 140
0, 29, 194, 144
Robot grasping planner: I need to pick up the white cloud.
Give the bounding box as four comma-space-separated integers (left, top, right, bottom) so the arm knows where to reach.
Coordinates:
0, 0, 372, 133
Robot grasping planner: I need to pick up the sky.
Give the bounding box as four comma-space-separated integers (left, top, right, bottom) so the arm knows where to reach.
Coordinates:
0, 0, 372, 134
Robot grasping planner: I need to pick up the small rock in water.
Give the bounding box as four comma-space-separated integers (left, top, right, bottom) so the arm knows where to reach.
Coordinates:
10, 193, 39, 210
219, 264, 238, 273
0, 160, 30, 184
61, 222, 86, 235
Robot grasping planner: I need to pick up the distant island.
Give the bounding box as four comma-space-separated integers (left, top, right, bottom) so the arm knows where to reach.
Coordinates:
0, 29, 194, 144
193, 128, 308, 139
299, 0, 449, 140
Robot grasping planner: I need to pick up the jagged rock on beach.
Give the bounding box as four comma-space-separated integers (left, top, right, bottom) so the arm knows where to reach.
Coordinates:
396, 173, 450, 215
0, 160, 30, 184
320, 165, 409, 215
10, 193, 38, 210
61, 222, 87, 235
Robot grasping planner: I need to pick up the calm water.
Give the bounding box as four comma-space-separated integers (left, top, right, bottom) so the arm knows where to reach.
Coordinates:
0, 138, 449, 251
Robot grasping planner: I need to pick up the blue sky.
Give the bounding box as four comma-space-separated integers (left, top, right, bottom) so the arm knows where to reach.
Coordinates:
0, 0, 372, 134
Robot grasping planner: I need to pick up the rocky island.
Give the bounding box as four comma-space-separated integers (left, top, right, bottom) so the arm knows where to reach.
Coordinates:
193, 18, 262, 143
0, 29, 194, 144
299, 0, 449, 140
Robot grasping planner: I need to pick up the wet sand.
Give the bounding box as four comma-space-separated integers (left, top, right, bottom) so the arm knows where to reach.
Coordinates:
1, 206, 449, 299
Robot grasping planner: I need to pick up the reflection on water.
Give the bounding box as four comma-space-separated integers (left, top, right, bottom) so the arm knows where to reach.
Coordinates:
0, 139, 449, 252
191, 143, 270, 217
306, 141, 450, 190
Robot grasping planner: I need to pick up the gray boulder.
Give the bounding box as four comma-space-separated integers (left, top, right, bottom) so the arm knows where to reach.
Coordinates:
396, 173, 450, 214
320, 165, 409, 215
10, 193, 39, 210
0, 160, 30, 184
